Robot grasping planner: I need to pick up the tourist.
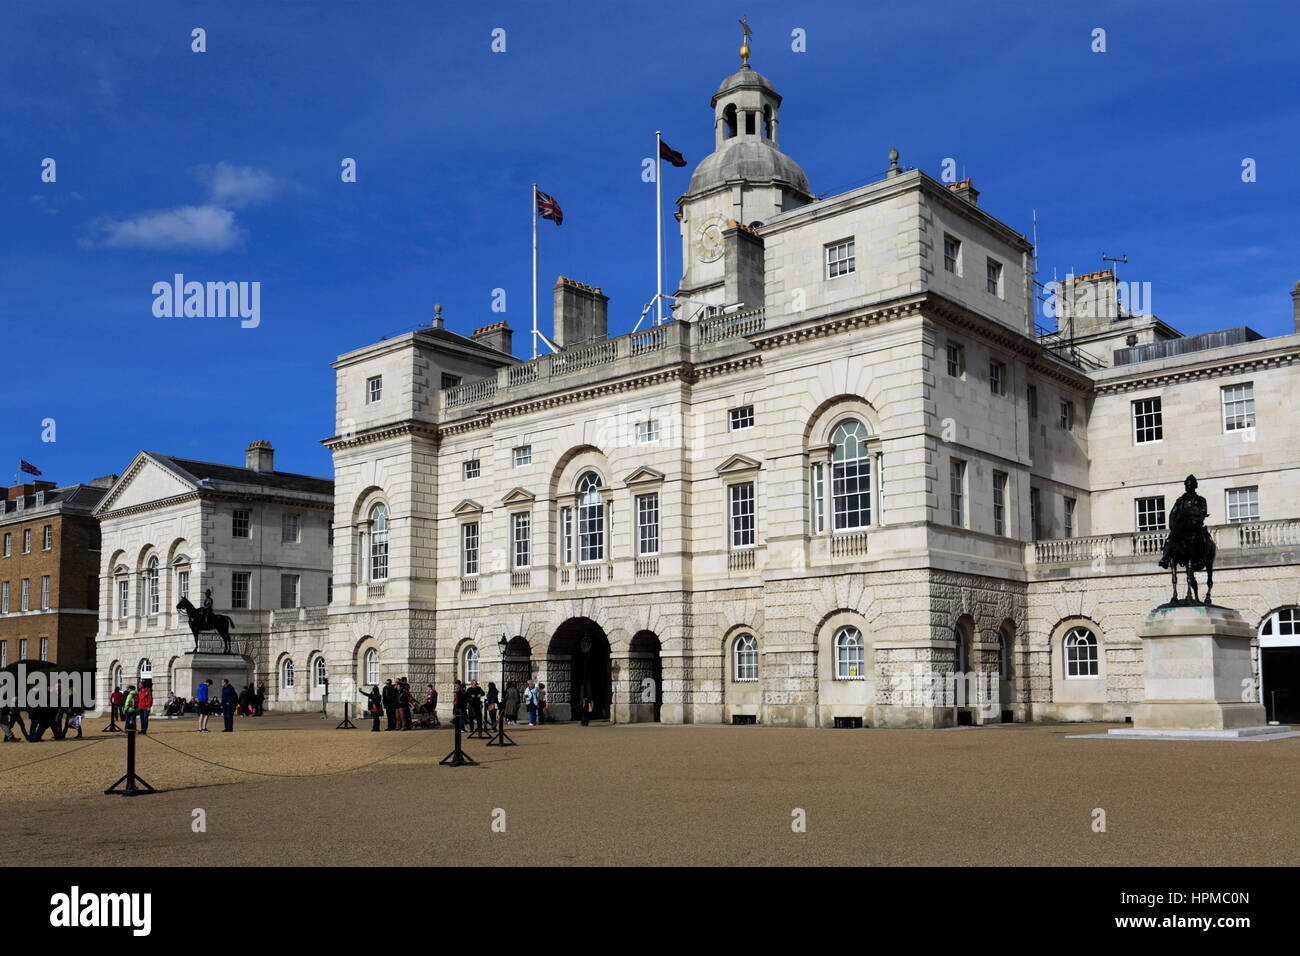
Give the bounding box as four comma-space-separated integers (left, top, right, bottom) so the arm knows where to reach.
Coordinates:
122, 685, 138, 731
367, 685, 383, 732
467, 680, 484, 732
137, 683, 153, 735
395, 679, 410, 731
255, 682, 267, 716
525, 681, 538, 726
486, 681, 499, 731
196, 679, 212, 733
381, 679, 396, 731
110, 686, 124, 727
220, 678, 236, 732
451, 680, 467, 731
504, 681, 520, 725
423, 684, 441, 727
537, 682, 547, 724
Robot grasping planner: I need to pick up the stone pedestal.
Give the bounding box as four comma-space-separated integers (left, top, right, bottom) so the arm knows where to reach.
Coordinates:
1130, 605, 1266, 731
172, 652, 251, 701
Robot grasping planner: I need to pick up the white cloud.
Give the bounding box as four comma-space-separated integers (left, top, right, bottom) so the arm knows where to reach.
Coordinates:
201, 162, 280, 209
93, 204, 246, 252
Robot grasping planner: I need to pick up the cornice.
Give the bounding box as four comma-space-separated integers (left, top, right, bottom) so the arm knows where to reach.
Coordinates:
1092, 346, 1300, 395
321, 419, 440, 451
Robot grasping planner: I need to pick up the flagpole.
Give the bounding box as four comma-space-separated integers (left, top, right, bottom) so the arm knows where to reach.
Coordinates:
532, 183, 539, 359
655, 131, 663, 326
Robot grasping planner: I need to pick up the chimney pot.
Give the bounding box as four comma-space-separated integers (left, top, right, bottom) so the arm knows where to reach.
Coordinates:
246, 440, 274, 473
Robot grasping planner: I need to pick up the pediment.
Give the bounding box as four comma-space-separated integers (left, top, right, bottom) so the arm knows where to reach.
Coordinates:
95, 453, 198, 515
451, 499, 484, 516
501, 487, 536, 506
623, 466, 666, 486
714, 454, 762, 476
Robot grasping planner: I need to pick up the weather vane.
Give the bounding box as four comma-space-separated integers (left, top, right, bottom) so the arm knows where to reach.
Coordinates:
739, 15, 752, 65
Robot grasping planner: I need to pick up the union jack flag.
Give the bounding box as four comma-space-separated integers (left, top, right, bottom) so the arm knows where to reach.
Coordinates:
20, 459, 41, 476
536, 190, 563, 226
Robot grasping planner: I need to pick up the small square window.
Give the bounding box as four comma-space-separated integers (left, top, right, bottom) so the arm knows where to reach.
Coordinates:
946, 343, 965, 378
464, 459, 481, 480
729, 406, 755, 430
440, 373, 462, 390
943, 235, 961, 274
1059, 401, 1074, 431
636, 420, 659, 444
986, 258, 1002, 296
513, 445, 532, 467
989, 361, 1005, 395
1132, 398, 1163, 444
367, 375, 383, 404
1221, 383, 1255, 432
1226, 487, 1259, 524
825, 239, 856, 279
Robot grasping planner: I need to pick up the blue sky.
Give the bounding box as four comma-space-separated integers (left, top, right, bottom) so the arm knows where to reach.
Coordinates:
2, 0, 1296, 485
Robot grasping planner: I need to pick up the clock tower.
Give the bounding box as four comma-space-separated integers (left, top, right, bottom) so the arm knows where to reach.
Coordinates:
673, 38, 813, 319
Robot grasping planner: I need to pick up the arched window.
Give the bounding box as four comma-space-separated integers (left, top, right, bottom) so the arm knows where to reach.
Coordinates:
834, 626, 865, 680
364, 647, 380, 685
1064, 627, 1098, 677
146, 556, 160, 616
369, 503, 389, 582
1259, 607, 1299, 637
997, 627, 1011, 680
831, 420, 871, 530
282, 658, 296, 688
139, 658, 152, 679
762, 105, 772, 138
314, 657, 327, 687
723, 103, 737, 139
733, 634, 758, 682
112, 665, 123, 690
464, 645, 480, 683
577, 473, 604, 562
952, 626, 969, 672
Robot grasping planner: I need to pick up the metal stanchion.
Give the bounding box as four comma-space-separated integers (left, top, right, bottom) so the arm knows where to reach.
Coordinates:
102, 706, 121, 734
104, 727, 156, 796
439, 716, 478, 767
335, 701, 356, 730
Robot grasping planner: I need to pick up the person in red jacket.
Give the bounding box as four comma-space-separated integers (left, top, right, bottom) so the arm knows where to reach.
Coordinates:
110, 687, 124, 728
137, 683, 154, 735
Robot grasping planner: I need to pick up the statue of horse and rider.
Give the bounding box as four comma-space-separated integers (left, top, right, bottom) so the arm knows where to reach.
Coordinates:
177, 589, 235, 654
1158, 475, 1216, 606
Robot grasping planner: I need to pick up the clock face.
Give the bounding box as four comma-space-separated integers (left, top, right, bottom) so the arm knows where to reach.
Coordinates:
693, 213, 728, 263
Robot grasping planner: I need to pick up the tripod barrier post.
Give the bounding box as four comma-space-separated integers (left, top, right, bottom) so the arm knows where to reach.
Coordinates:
439, 715, 478, 767
104, 727, 156, 797
335, 701, 356, 730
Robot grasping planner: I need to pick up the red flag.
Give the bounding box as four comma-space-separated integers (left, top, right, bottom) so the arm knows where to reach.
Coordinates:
20, 460, 41, 476
659, 139, 687, 167
536, 190, 563, 225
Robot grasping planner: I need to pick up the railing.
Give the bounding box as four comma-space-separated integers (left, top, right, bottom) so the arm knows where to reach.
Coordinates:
459, 576, 478, 594
510, 570, 530, 589
575, 564, 605, 584
552, 339, 619, 377
508, 363, 539, 386
366, 583, 386, 599
830, 531, 870, 557
1031, 519, 1299, 565
635, 557, 659, 578
699, 307, 765, 344
629, 326, 667, 355
445, 377, 497, 408
728, 549, 756, 572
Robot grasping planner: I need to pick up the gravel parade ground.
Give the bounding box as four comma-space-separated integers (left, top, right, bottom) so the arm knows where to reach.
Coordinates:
2, 715, 1297, 866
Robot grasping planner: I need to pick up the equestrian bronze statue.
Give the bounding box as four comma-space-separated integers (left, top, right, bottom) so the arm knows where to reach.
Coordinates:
177, 589, 235, 653
1158, 475, 1216, 605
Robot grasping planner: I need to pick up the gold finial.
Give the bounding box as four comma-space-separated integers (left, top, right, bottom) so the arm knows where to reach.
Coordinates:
739, 15, 752, 66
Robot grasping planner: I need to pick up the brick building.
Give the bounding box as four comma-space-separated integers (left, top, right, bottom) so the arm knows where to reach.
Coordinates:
0, 478, 112, 668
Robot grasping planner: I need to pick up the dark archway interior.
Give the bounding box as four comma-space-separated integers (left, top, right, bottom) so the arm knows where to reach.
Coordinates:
504, 636, 532, 690
1262, 647, 1300, 722
549, 618, 611, 720
630, 630, 663, 722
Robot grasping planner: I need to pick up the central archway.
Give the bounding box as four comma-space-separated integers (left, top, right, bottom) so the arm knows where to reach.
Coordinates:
546, 618, 611, 721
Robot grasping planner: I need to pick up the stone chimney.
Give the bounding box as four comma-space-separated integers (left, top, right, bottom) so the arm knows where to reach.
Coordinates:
472, 320, 513, 354
246, 440, 274, 473
1292, 279, 1300, 333
90, 474, 119, 489
1058, 269, 1119, 334
552, 277, 608, 349
948, 178, 979, 206
723, 220, 765, 312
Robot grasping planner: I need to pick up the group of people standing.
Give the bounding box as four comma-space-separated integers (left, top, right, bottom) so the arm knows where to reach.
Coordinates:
362, 678, 548, 732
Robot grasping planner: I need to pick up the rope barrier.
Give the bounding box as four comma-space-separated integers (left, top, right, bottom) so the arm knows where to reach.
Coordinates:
0, 736, 110, 775
139, 731, 435, 778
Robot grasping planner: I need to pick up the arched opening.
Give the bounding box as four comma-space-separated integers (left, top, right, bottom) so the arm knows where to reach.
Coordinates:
997, 621, 1016, 722
504, 636, 533, 690
1259, 607, 1300, 722
762, 104, 772, 138
723, 103, 737, 139
547, 618, 611, 721
628, 630, 662, 723
951, 617, 975, 725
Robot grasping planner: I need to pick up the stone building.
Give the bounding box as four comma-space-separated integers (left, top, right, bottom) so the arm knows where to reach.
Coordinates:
0, 478, 111, 669
92, 442, 333, 708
